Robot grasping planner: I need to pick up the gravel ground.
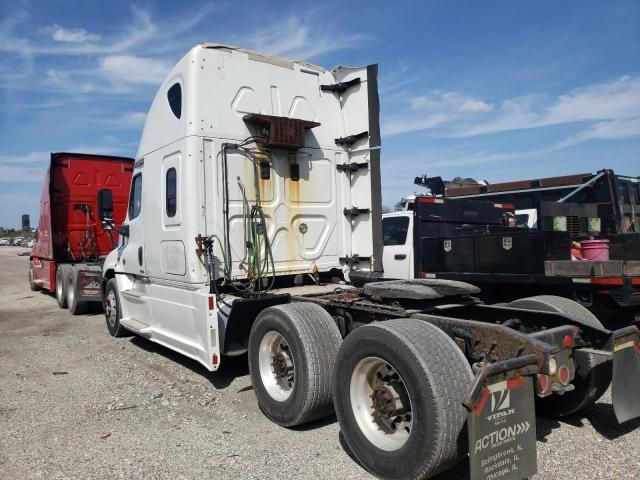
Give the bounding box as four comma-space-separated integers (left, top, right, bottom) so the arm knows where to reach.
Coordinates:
0, 246, 638, 479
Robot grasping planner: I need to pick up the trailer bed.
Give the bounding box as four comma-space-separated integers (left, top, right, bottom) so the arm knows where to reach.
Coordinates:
544, 260, 640, 278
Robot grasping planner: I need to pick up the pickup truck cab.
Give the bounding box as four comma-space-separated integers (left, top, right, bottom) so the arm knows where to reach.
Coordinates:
382, 211, 414, 279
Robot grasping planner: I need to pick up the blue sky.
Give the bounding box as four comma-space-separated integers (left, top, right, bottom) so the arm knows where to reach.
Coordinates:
1, 0, 638, 228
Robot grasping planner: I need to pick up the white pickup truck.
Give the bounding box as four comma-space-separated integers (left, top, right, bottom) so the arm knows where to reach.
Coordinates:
98, 43, 640, 480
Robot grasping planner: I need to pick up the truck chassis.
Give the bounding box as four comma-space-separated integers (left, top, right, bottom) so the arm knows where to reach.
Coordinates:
104, 275, 640, 480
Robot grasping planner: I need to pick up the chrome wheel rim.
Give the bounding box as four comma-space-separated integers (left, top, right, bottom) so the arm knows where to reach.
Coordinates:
258, 331, 294, 402
105, 289, 117, 328
67, 276, 75, 306
350, 356, 413, 451
56, 270, 63, 301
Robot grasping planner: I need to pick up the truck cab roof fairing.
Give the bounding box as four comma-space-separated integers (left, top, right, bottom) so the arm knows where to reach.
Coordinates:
136, 43, 361, 159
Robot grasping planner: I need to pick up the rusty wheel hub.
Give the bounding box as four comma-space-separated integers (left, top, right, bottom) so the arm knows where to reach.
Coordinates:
371, 383, 408, 434
350, 357, 414, 451
272, 349, 293, 379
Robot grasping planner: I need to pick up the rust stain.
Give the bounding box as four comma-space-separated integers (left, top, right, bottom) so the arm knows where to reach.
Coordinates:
285, 153, 301, 263
287, 153, 300, 205
254, 145, 270, 206
288, 176, 300, 204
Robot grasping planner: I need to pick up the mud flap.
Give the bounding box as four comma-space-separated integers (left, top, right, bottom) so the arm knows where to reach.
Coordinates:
468, 377, 537, 480
612, 337, 640, 423
76, 270, 103, 302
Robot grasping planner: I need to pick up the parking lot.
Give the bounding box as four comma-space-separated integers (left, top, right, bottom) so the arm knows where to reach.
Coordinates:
1, 246, 638, 479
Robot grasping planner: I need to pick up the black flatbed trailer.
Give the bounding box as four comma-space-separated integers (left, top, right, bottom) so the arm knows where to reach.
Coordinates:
436, 169, 639, 235
410, 197, 640, 327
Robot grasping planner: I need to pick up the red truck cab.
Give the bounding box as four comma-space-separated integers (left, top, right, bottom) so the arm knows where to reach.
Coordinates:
30, 152, 133, 313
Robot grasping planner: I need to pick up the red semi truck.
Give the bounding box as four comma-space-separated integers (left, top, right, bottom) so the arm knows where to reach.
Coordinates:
29, 152, 133, 313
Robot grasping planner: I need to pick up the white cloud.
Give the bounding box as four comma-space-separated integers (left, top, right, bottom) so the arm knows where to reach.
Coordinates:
383, 91, 494, 136
552, 117, 640, 150
0, 151, 50, 167
0, 166, 49, 182
244, 15, 371, 60
118, 111, 147, 128
459, 99, 493, 113
384, 76, 640, 140
45, 68, 70, 82
48, 24, 100, 43
100, 55, 171, 84
0, 7, 157, 58
408, 96, 430, 110
43, 67, 110, 94
545, 75, 638, 124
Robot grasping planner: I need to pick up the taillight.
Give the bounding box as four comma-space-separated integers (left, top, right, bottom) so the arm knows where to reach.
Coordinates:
212, 354, 219, 366
563, 335, 572, 348
558, 365, 571, 386
536, 374, 550, 394
208, 295, 215, 310
417, 197, 443, 204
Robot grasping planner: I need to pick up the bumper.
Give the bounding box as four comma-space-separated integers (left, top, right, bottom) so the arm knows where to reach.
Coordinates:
463, 324, 640, 424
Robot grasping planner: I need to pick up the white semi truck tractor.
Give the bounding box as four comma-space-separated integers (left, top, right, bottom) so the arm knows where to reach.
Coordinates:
101, 43, 640, 480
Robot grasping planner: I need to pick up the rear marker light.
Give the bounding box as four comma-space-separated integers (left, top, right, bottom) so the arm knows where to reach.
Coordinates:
417, 197, 444, 204
212, 354, 219, 366
563, 335, 572, 348
536, 374, 550, 394
590, 277, 624, 286
558, 365, 570, 386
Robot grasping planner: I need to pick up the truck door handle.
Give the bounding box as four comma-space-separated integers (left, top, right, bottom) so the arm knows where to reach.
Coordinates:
394, 254, 407, 260
138, 246, 143, 266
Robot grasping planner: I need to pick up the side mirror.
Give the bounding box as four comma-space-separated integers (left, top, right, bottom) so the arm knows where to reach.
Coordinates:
98, 189, 113, 222
118, 224, 130, 237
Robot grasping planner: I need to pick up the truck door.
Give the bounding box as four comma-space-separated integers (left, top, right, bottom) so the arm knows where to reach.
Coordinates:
382, 213, 413, 279
120, 170, 146, 275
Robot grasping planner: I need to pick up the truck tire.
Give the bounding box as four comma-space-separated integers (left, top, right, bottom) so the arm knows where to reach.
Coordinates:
55, 265, 70, 308
334, 319, 473, 480
66, 268, 88, 315
104, 278, 128, 337
248, 302, 342, 427
507, 295, 611, 417
28, 263, 40, 291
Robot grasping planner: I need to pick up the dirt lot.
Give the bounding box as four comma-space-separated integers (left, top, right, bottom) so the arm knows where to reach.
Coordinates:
1, 246, 639, 479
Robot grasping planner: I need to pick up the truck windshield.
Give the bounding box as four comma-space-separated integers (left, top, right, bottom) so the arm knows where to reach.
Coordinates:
383, 216, 410, 245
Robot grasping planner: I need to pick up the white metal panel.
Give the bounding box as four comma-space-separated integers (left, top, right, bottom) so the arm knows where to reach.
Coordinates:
135, 44, 381, 280
160, 240, 186, 275
218, 147, 339, 277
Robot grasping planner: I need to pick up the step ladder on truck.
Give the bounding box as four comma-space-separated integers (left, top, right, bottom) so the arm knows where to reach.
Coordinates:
98, 43, 640, 480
